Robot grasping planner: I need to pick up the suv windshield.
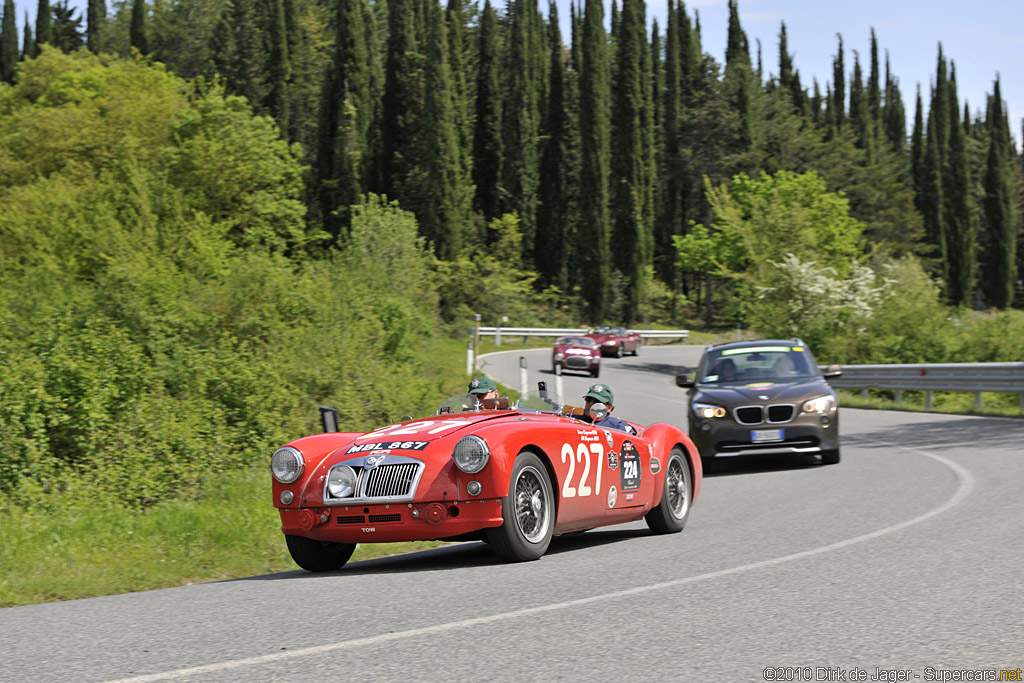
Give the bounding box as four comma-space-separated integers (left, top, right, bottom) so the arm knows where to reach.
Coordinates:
699, 344, 818, 384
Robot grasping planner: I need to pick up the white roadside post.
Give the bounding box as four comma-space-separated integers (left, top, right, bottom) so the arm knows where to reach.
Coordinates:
555, 366, 564, 401
467, 339, 474, 376
519, 356, 528, 398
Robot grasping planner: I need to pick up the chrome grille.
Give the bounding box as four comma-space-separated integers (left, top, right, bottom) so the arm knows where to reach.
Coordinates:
364, 464, 418, 498
564, 356, 590, 368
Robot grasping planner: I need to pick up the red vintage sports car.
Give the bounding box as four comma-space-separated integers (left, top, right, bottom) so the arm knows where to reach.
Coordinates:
552, 336, 602, 377
270, 387, 703, 571
585, 326, 642, 358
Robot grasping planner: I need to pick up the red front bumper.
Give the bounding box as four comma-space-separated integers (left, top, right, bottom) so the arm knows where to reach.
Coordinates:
279, 498, 505, 543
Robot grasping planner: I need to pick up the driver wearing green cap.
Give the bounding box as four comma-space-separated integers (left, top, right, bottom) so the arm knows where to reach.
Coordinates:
582, 384, 631, 432
468, 376, 500, 407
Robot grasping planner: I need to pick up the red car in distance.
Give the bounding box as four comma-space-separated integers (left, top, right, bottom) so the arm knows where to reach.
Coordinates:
585, 326, 642, 358
552, 336, 602, 377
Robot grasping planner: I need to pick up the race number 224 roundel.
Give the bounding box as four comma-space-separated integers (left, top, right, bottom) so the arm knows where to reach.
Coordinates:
619, 441, 641, 491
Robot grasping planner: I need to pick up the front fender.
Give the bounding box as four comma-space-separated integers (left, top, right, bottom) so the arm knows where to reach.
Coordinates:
640, 422, 703, 504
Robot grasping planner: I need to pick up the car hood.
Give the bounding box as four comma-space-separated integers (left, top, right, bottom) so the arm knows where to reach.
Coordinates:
693, 379, 831, 404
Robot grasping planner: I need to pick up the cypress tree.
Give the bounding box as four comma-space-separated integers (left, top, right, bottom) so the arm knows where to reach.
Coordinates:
611, 0, 654, 321
446, 0, 472, 181
315, 0, 372, 237
922, 47, 950, 283
980, 76, 1018, 307
848, 50, 871, 154
910, 85, 925, 208
882, 53, 906, 153
211, 0, 265, 109
263, 0, 290, 136
377, 0, 424, 203
536, 1, 568, 288
1, 0, 17, 83
868, 27, 881, 131
471, 0, 502, 224
421, 0, 470, 260
86, 0, 104, 53
35, 0, 51, 48
943, 62, 974, 305
831, 34, 845, 132
51, 0, 83, 52
129, 0, 146, 55
656, 0, 681, 286
21, 11, 32, 59
578, 0, 611, 320
723, 0, 753, 152
501, 0, 544, 262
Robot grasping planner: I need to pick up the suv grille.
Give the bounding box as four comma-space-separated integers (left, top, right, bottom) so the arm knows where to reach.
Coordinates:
767, 405, 795, 422
734, 404, 797, 425
735, 406, 763, 425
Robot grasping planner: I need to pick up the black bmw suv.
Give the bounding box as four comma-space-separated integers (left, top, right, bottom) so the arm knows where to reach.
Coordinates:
677, 339, 842, 471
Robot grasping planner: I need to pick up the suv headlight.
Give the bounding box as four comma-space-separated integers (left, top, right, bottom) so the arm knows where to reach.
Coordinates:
802, 396, 836, 414
692, 403, 726, 419
453, 436, 490, 474
327, 465, 358, 498
271, 447, 304, 483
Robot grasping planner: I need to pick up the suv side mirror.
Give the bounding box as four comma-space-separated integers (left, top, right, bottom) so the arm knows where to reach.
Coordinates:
822, 364, 843, 379
676, 374, 695, 388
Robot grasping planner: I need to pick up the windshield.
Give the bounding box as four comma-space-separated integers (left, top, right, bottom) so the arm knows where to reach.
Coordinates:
435, 393, 512, 414
698, 345, 818, 385
556, 336, 598, 347
590, 326, 623, 335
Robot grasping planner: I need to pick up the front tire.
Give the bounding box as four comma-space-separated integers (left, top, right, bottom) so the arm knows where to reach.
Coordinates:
820, 449, 840, 465
591, 367, 600, 378
285, 535, 356, 572
645, 448, 693, 534
486, 452, 554, 562
614, 344, 623, 358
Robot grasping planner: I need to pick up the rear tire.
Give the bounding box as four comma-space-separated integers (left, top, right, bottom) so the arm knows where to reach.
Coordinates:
645, 448, 692, 534
486, 452, 554, 562
820, 449, 841, 465
285, 535, 356, 572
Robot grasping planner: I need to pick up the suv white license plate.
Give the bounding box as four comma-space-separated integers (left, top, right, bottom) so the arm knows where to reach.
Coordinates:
751, 428, 784, 443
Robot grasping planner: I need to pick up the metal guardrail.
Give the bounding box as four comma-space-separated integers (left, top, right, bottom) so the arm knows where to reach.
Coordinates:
477, 326, 690, 345
825, 362, 1024, 410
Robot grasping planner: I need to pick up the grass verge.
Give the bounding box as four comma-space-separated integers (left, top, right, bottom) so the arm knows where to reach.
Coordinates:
838, 389, 1023, 419
0, 467, 448, 607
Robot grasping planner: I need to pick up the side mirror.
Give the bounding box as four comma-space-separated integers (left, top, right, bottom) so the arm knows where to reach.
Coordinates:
676, 374, 695, 388
588, 402, 609, 422
320, 406, 340, 433
823, 364, 843, 379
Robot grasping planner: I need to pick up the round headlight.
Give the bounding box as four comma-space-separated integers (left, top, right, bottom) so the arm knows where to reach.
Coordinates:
327, 465, 358, 498
453, 436, 490, 474
271, 447, 304, 483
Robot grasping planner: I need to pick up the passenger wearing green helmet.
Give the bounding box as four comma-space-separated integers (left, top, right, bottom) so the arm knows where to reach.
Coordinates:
582, 384, 631, 432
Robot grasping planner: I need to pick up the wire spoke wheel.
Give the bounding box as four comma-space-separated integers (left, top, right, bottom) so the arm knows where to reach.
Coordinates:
514, 466, 551, 543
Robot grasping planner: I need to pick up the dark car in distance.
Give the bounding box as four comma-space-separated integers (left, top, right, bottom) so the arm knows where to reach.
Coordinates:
676, 340, 842, 471
551, 336, 602, 377
585, 326, 642, 358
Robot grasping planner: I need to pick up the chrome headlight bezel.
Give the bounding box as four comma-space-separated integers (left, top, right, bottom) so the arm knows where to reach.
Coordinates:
802, 395, 837, 414
326, 465, 358, 498
692, 402, 726, 419
453, 435, 490, 474
271, 446, 304, 484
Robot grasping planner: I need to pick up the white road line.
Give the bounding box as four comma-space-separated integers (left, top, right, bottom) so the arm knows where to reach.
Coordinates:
109, 440, 972, 683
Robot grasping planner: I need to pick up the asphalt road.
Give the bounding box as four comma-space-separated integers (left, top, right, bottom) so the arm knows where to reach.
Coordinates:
2, 345, 1022, 682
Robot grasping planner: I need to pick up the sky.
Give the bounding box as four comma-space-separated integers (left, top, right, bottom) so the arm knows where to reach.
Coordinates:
6, 0, 1023, 146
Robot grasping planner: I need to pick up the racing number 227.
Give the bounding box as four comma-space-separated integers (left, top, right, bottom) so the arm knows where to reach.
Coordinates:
560, 443, 603, 498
